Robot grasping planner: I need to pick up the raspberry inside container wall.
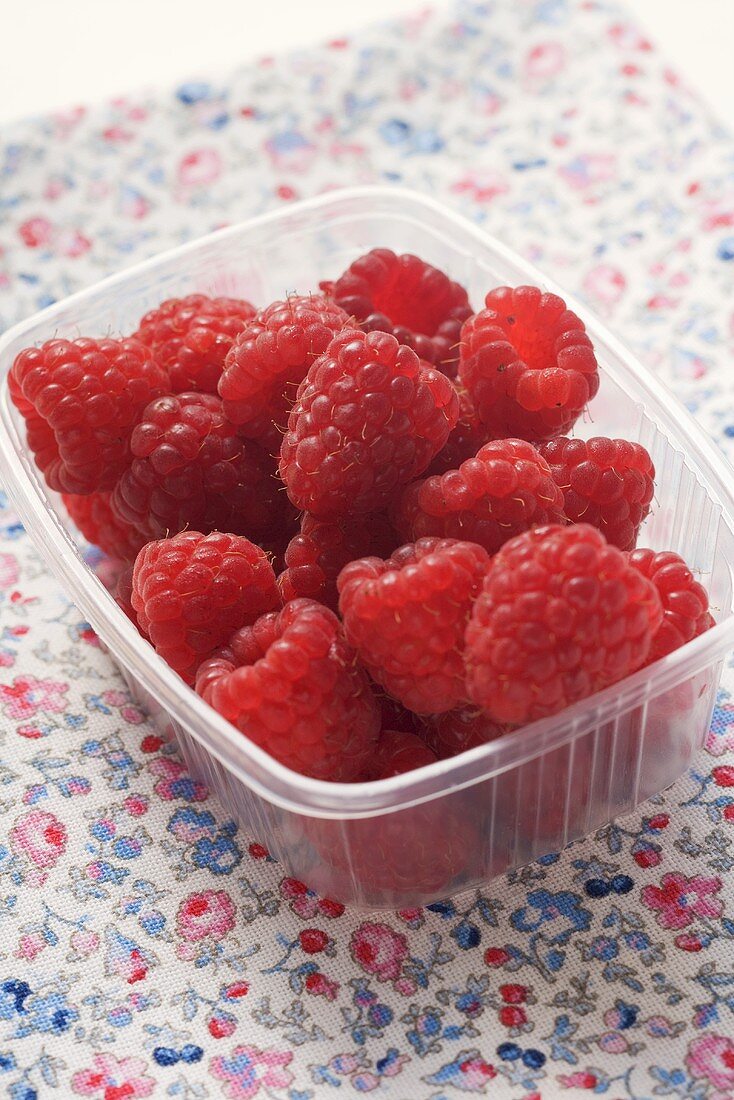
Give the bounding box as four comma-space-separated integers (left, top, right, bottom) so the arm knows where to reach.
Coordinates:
1, 187, 734, 910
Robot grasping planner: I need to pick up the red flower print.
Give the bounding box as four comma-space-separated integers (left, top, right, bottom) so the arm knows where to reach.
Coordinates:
641, 872, 723, 929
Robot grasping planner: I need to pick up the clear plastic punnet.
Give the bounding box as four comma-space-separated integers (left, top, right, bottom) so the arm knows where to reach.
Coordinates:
1, 187, 733, 910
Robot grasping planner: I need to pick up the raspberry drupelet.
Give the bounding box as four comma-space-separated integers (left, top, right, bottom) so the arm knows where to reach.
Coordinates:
367, 729, 438, 779
459, 285, 599, 441
421, 708, 512, 759
10, 337, 168, 494
131, 531, 280, 684
277, 512, 398, 612
7, 370, 62, 486
465, 523, 663, 724
279, 328, 459, 518
338, 537, 491, 714
218, 294, 350, 448
394, 438, 566, 556
196, 599, 380, 782
327, 248, 472, 373
134, 294, 256, 394
539, 436, 655, 550
62, 491, 147, 561
111, 392, 283, 541
627, 548, 714, 662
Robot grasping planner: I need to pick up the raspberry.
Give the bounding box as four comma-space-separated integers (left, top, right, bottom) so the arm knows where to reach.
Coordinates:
218, 294, 349, 443
196, 599, 379, 781
502, 734, 595, 860
394, 438, 566, 555
135, 294, 256, 394
338, 538, 491, 714
62, 491, 147, 561
10, 338, 167, 493
132, 531, 279, 683
367, 729, 437, 779
627, 549, 713, 662
465, 524, 663, 724
327, 248, 472, 372
111, 393, 282, 541
115, 565, 139, 627
539, 436, 654, 550
459, 285, 599, 440
427, 388, 493, 475
422, 708, 511, 759
277, 512, 398, 612
279, 328, 459, 518
7, 370, 62, 483
298, 795, 478, 903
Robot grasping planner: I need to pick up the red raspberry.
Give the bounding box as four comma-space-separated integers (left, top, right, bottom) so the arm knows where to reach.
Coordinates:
62, 491, 146, 561
111, 393, 282, 541
422, 708, 511, 759
465, 524, 663, 724
277, 512, 398, 612
367, 729, 438, 779
10, 338, 167, 493
280, 329, 459, 517
459, 285, 599, 440
135, 294, 256, 394
258, 516, 299, 577
327, 248, 472, 372
627, 549, 713, 662
394, 438, 566, 556
539, 436, 654, 550
7, 370, 62, 484
196, 599, 379, 781
132, 530, 279, 683
338, 538, 491, 714
218, 294, 349, 444
427, 388, 493, 475
299, 795, 479, 903
115, 565, 139, 628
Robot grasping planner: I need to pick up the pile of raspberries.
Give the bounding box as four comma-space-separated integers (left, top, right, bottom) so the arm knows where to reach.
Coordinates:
10, 249, 714, 784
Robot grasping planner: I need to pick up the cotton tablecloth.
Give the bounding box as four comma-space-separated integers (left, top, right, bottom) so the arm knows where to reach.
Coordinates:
2, 2, 734, 1097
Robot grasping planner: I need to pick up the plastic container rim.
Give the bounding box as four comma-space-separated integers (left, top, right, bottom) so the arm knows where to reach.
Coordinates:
1, 184, 733, 820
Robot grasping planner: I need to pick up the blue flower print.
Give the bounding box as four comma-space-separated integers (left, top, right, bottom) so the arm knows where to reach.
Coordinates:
15, 990, 78, 1037
510, 889, 591, 944
9, 1083, 37, 1100
424, 1048, 497, 1092
0, 981, 31, 1019
176, 81, 212, 105
167, 807, 217, 844
192, 834, 242, 876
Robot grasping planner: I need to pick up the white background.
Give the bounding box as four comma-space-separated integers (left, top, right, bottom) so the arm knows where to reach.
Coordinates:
1, 0, 733, 127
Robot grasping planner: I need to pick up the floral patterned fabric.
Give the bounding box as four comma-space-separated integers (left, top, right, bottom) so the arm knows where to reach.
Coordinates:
2, 1, 734, 1097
